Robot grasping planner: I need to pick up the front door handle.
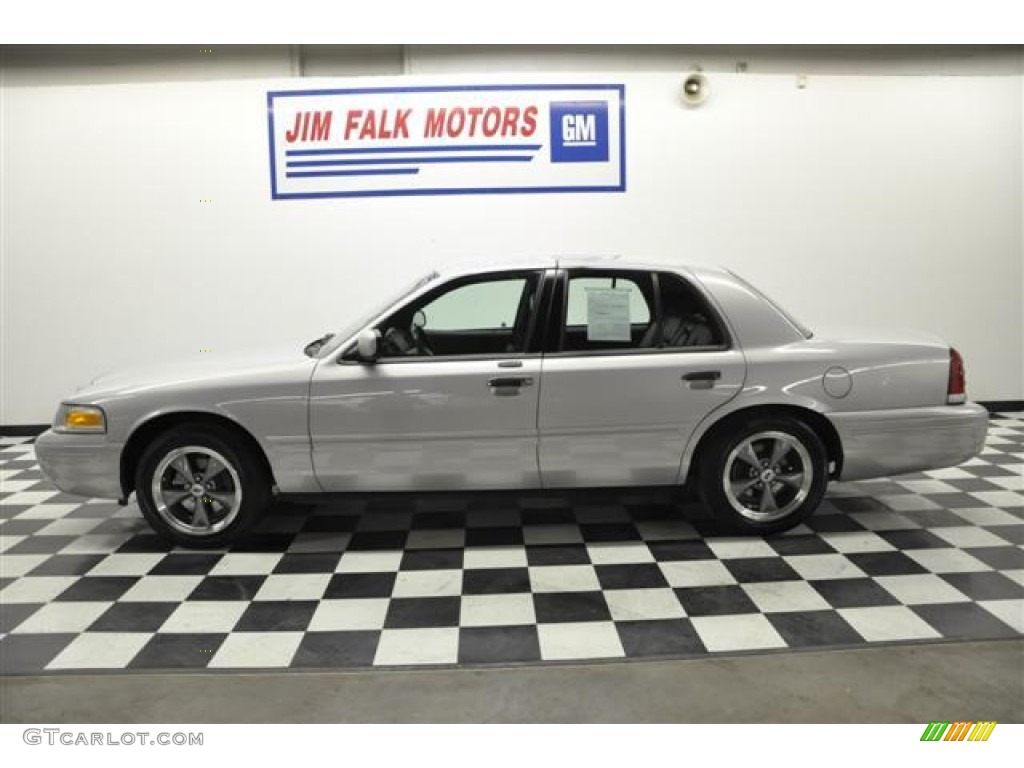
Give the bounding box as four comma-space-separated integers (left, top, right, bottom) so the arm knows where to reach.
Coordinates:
682, 371, 721, 381
488, 376, 534, 388
682, 371, 721, 390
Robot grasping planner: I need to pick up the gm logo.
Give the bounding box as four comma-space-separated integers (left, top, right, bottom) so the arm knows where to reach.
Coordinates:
549, 101, 609, 163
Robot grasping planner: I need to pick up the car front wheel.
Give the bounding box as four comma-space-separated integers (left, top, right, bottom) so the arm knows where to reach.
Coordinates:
698, 416, 828, 534
135, 424, 270, 548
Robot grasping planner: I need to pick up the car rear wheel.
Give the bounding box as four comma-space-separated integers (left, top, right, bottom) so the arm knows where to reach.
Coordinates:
698, 416, 828, 534
135, 424, 270, 548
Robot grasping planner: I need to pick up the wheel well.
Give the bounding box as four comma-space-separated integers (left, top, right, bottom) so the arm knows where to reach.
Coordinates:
686, 405, 844, 483
119, 412, 276, 498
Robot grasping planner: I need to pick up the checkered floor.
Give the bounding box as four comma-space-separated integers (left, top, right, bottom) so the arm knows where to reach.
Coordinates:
1, 413, 1021, 674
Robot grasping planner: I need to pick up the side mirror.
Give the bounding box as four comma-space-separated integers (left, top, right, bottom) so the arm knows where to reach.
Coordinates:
356, 329, 380, 362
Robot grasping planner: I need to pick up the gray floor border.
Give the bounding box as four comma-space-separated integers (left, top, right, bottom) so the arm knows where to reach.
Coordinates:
3, 638, 1021, 723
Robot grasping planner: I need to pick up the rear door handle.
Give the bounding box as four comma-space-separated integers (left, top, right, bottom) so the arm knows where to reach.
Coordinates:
682, 371, 721, 381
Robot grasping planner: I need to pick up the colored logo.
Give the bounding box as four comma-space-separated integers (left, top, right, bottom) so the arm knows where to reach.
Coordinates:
549, 101, 609, 163
920, 721, 997, 741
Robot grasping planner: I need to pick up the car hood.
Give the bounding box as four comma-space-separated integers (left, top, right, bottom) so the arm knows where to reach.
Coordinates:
71, 347, 315, 400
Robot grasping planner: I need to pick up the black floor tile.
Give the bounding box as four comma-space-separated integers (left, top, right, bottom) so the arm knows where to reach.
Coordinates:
766, 535, 837, 556
940, 572, 1024, 601
647, 540, 716, 561
187, 575, 267, 601
964, 546, 1024, 570
615, 619, 706, 657
129, 633, 226, 669
912, 603, 1020, 639
811, 578, 900, 609
806, 516, 868, 533
149, 553, 223, 576
399, 548, 464, 571
300, 515, 360, 533
533, 591, 611, 623
292, 631, 381, 667
115, 534, 175, 553
458, 625, 541, 664
234, 600, 318, 632
27, 554, 106, 576
767, 610, 864, 647
526, 544, 590, 566
384, 597, 461, 628
324, 573, 396, 599
830, 497, 889, 513
984, 526, 1024, 545
0, 519, 51, 536
846, 551, 929, 576
228, 533, 296, 552
521, 508, 576, 525
579, 523, 641, 542
462, 568, 532, 595
346, 531, 408, 551
0, 633, 77, 674
273, 553, 342, 574
412, 511, 467, 529
877, 529, 951, 550
5, 536, 78, 555
465, 527, 524, 547
89, 602, 178, 632
595, 563, 669, 590
723, 557, 802, 583
55, 576, 138, 602
0, 602, 42, 633
674, 585, 758, 617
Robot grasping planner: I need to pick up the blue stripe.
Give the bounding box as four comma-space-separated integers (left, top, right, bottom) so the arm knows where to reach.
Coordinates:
286, 168, 420, 178
286, 143, 542, 157
287, 155, 533, 168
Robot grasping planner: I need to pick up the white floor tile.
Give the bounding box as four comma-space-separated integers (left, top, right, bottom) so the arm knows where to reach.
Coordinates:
12, 602, 110, 633
0, 554, 49, 577
783, 554, 867, 581
86, 553, 166, 576
875, 574, 971, 605
209, 632, 303, 668
308, 598, 390, 631
742, 581, 832, 613
0, 576, 77, 602
706, 538, 777, 559
838, 606, 943, 641
658, 560, 737, 588
537, 621, 625, 660
334, 550, 404, 573
905, 548, 992, 574
59, 534, 134, 554
47, 633, 150, 669
968, 491, 1024, 508
691, 614, 787, 652
209, 553, 283, 575
373, 628, 459, 665
879, 495, 942, 512
391, 569, 463, 598
819, 531, 896, 553
951, 508, 1024, 527
460, 594, 536, 626
159, 601, 248, 633
118, 576, 204, 602
586, 542, 654, 565
462, 546, 528, 570
604, 588, 687, 621
930, 526, 1011, 549
529, 565, 601, 593
253, 573, 331, 601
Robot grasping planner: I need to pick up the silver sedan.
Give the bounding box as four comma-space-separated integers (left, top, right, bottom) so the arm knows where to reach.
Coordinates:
36, 259, 989, 547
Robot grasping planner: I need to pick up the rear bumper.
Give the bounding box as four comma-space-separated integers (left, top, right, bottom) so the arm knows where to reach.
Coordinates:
34, 429, 124, 499
830, 402, 988, 481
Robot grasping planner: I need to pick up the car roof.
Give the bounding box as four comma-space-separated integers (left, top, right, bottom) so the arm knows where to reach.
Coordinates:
436, 256, 732, 281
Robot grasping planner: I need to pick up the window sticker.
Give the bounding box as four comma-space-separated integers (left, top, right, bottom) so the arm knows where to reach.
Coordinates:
586, 288, 632, 342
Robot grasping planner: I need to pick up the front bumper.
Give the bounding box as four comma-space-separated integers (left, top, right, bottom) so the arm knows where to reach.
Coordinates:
830, 402, 989, 482
34, 429, 124, 499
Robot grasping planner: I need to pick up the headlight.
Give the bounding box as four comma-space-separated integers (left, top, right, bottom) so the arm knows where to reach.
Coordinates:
54, 404, 107, 434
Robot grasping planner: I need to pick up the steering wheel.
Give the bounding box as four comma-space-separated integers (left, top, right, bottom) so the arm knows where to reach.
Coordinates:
410, 322, 434, 356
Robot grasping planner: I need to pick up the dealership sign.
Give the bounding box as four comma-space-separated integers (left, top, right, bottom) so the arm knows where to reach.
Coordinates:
266, 84, 626, 199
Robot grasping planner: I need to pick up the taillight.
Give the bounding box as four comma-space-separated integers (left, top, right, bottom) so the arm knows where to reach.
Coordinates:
947, 348, 966, 404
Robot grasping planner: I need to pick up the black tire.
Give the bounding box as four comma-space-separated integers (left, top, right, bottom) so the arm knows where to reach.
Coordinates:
697, 416, 828, 535
135, 423, 271, 548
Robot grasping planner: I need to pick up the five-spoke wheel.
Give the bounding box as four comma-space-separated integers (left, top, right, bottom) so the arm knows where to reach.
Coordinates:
698, 416, 828, 534
136, 424, 270, 548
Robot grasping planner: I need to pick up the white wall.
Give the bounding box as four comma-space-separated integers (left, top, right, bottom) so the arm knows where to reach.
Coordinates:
2, 61, 1022, 423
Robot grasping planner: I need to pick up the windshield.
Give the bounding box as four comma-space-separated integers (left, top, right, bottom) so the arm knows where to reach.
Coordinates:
726, 270, 814, 339
310, 271, 440, 358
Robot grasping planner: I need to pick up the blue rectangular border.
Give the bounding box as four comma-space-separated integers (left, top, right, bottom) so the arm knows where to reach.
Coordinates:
267, 83, 627, 200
